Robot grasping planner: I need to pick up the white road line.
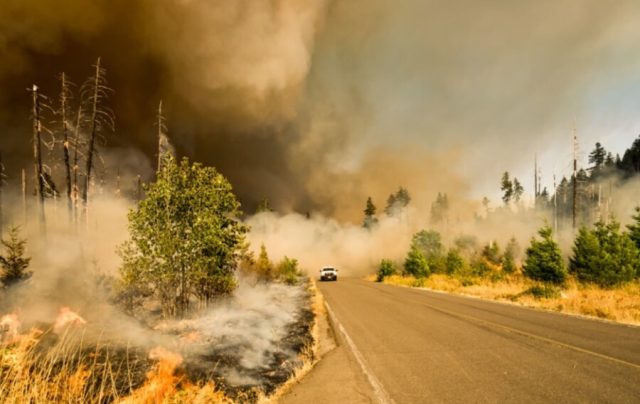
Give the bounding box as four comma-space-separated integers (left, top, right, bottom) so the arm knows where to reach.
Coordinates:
325, 303, 395, 404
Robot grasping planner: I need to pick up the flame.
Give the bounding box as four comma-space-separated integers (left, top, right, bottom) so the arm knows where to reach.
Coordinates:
119, 347, 184, 404
53, 307, 87, 334
0, 312, 21, 342
181, 331, 202, 343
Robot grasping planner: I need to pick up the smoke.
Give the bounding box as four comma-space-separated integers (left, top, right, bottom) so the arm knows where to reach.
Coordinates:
2, 1, 640, 218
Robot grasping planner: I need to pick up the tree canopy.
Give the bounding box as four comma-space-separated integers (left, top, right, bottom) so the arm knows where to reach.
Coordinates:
523, 225, 566, 284
119, 156, 247, 317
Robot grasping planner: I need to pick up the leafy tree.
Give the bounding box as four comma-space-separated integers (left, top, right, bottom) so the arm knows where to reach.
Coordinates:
0, 227, 32, 287
119, 156, 247, 318
363, 197, 379, 229
570, 220, 639, 287
376, 259, 396, 282
500, 172, 513, 204
275, 256, 301, 285
627, 206, 640, 251
404, 246, 429, 278
411, 230, 445, 272
523, 225, 566, 284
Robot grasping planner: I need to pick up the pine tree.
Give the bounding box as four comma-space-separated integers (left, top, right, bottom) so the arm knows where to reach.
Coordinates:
376, 259, 396, 282
570, 220, 639, 287
627, 206, 640, 251
588, 142, 607, 171
363, 197, 378, 229
0, 227, 32, 287
256, 243, 273, 280
430, 192, 449, 224
502, 237, 520, 273
500, 172, 513, 204
411, 230, 445, 272
513, 178, 524, 203
523, 225, 566, 284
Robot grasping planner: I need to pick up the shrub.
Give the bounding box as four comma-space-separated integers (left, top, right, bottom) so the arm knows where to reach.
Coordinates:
404, 246, 429, 278
470, 256, 492, 277
411, 230, 445, 272
482, 241, 501, 265
523, 225, 566, 284
523, 284, 561, 299
570, 220, 639, 287
276, 256, 301, 285
502, 237, 520, 274
376, 259, 396, 282
445, 249, 465, 274
0, 226, 32, 288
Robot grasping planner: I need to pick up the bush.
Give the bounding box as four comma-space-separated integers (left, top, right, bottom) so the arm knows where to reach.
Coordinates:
376, 259, 396, 282
570, 220, 639, 287
445, 249, 465, 274
0, 226, 32, 288
404, 246, 430, 278
523, 225, 566, 284
411, 230, 445, 273
523, 284, 561, 299
502, 237, 519, 274
482, 241, 501, 265
276, 256, 301, 285
470, 256, 492, 277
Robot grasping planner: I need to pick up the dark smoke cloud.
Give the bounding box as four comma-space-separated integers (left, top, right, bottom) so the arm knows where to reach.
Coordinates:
2, 0, 640, 220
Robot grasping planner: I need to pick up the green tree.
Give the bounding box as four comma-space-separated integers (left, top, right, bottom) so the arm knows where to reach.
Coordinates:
523, 226, 566, 284
482, 241, 501, 265
500, 172, 513, 204
363, 197, 379, 229
513, 178, 524, 203
588, 142, 607, 172
0, 226, 32, 287
627, 206, 640, 252
445, 249, 465, 274
376, 259, 396, 282
385, 187, 411, 216
275, 256, 301, 285
570, 220, 639, 287
411, 230, 445, 272
404, 246, 429, 278
119, 156, 248, 317
430, 192, 449, 224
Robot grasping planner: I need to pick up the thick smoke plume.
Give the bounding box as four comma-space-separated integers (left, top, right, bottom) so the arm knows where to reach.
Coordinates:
3, 1, 640, 218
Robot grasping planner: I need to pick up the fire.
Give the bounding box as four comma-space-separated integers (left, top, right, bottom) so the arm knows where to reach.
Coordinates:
53, 307, 87, 334
119, 347, 184, 404
0, 312, 21, 342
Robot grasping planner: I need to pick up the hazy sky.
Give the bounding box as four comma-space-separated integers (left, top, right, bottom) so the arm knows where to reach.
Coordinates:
1, 0, 640, 218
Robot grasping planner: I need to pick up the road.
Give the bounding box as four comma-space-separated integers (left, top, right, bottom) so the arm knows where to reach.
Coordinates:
281, 278, 640, 403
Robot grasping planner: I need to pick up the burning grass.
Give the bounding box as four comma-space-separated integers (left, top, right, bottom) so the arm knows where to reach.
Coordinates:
372, 274, 640, 325
0, 281, 317, 403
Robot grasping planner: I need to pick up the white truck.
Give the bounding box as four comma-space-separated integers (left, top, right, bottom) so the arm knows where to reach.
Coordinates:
319, 266, 338, 281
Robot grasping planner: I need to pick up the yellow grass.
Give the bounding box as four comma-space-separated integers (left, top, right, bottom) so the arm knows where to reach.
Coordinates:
377, 274, 640, 325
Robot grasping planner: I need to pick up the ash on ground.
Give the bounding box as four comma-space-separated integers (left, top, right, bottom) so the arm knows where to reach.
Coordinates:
156, 278, 315, 401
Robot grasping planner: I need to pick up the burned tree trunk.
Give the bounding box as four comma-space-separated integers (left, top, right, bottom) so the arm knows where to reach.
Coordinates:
59, 73, 73, 220
72, 105, 82, 218
31, 84, 46, 229
81, 58, 113, 206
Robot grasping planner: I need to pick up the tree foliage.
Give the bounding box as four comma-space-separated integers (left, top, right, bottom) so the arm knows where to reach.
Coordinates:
385, 187, 411, 216
570, 220, 639, 287
119, 156, 247, 317
404, 245, 429, 278
0, 227, 32, 288
411, 229, 445, 272
363, 197, 378, 229
523, 226, 566, 284
627, 206, 640, 251
430, 192, 449, 224
500, 172, 513, 204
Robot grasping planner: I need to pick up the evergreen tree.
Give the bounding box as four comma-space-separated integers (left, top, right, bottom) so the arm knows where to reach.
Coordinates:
119, 155, 247, 317
385, 187, 411, 216
411, 229, 445, 272
523, 225, 566, 284
430, 192, 449, 224
627, 206, 640, 251
363, 197, 379, 229
445, 249, 465, 274
0, 227, 32, 287
500, 172, 513, 204
482, 241, 501, 265
404, 245, 429, 278
502, 237, 520, 274
588, 142, 607, 171
513, 178, 524, 203
620, 135, 640, 176
570, 220, 639, 287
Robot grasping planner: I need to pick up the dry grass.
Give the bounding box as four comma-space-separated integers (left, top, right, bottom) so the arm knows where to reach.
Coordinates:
377, 274, 640, 325
0, 325, 232, 404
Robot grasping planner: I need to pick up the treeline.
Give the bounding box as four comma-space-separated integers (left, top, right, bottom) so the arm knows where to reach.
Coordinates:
377, 208, 640, 290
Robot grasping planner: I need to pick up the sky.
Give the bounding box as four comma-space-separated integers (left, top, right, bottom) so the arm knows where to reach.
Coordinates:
1, 0, 640, 220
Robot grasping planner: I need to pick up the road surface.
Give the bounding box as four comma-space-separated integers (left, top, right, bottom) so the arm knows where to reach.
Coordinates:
282, 278, 640, 403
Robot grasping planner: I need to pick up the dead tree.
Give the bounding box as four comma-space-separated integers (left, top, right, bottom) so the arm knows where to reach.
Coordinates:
80, 58, 114, 206
58, 72, 74, 219
0, 151, 5, 235
72, 104, 83, 216
157, 100, 169, 172
31, 84, 46, 229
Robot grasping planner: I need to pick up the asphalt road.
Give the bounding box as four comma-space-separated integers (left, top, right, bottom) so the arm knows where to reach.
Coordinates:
286, 278, 640, 404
